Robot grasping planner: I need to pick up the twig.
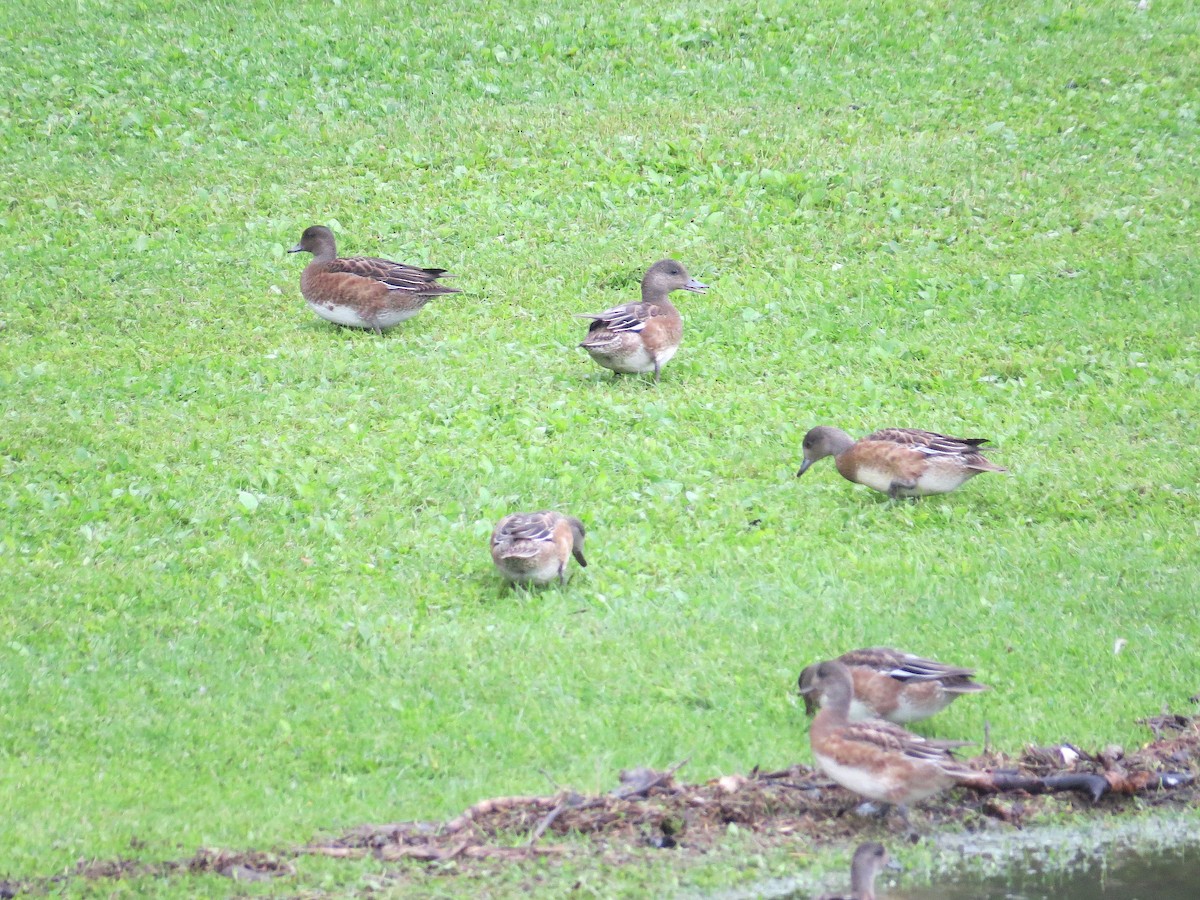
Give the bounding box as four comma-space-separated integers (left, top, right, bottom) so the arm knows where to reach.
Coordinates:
378, 843, 567, 862
754, 765, 818, 781
755, 767, 797, 780
441, 794, 560, 835
303, 846, 367, 859
528, 791, 582, 846
776, 781, 827, 792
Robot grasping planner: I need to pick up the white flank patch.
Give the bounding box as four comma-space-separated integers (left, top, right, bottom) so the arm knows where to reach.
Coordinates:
853, 466, 897, 496
590, 343, 656, 374
912, 467, 972, 496
817, 752, 947, 804
847, 698, 876, 722
855, 464, 972, 497
655, 344, 679, 366
308, 302, 421, 330
814, 752, 893, 803
892, 694, 941, 724
500, 557, 562, 585
374, 306, 423, 327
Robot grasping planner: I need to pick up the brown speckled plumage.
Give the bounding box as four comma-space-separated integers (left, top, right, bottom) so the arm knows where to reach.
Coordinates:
576, 259, 707, 383
490, 511, 587, 586
799, 647, 988, 724
797, 426, 1007, 499
288, 225, 458, 334
801, 660, 977, 809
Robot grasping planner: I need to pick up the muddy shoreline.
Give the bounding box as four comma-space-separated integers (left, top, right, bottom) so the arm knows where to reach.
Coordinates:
4, 711, 1198, 895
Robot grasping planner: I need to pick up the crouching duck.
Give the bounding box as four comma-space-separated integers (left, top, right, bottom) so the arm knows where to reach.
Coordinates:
800, 660, 983, 820
490, 511, 587, 586
798, 647, 989, 725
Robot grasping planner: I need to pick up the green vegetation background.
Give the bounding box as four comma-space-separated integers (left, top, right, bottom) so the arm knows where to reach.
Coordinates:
2, 0, 1197, 885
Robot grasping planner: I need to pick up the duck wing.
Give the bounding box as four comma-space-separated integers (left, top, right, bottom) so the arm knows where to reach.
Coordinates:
575, 300, 667, 334
328, 256, 459, 295
840, 647, 978, 684
492, 513, 558, 548
865, 429, 1006, 471
840, 719, 971, 763
865, 428, 991, 453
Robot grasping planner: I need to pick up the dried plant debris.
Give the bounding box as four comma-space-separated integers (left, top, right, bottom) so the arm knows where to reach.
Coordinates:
0, 849, 295, 897
6, 713, 1199, 894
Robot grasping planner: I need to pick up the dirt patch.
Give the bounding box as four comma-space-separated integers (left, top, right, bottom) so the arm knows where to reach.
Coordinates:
4, 713, 1198, 895
305, 713, 1197, 866
0, 849, 295, 897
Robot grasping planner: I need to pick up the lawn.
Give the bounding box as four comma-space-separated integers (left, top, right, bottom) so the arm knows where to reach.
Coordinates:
1, 0, 1198, 892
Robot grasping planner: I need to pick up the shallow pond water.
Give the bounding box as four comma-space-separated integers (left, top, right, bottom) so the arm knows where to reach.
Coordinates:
714, 813, 1200, 900
890, 841, 1199, 899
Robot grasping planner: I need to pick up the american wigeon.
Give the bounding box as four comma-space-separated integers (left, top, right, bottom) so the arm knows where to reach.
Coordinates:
576, 259, 707, 382
801, 660, 976, 813
288, 225, 458, 334
817, 842, 894, 900
796, 426, 1007, 499
490, 512, 587, 586
798, 647, 989, 725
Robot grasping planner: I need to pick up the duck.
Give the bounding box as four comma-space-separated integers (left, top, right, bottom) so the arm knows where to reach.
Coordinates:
576, 259, 707, 382
800, 660, 978, 816
796, 426, 1007, 499
798, 647, 989, 725
816, 841, 895, 900
288, 225, 458, 334
490, 512, 587, 586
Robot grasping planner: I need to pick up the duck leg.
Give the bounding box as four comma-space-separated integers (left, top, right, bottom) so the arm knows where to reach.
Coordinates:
851, 801, 914, 832
894, 804, 921, 841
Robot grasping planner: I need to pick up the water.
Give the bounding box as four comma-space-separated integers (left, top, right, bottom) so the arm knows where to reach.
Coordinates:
899, 814, 1200, 900
712, 812, 1200, 900
895, 842, 1199, 899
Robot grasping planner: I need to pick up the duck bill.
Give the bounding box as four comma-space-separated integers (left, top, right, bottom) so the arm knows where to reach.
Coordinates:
684, 277, 708, 293
796, 459, 813, 477
287, 243, 303, 253
799, 693, 817, 716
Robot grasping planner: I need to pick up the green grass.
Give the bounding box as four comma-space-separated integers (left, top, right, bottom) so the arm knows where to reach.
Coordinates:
2, 0, 1198, 891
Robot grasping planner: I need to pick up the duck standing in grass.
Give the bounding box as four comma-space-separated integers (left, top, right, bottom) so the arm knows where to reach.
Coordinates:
800, 660, 982, 820
490, 512, 587, 586
798, 647, 989, 725
796, 426, 1007, 499
576, 259, 707, 383
816, 842, 895, 900
288, 225, 458, 334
